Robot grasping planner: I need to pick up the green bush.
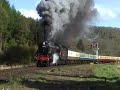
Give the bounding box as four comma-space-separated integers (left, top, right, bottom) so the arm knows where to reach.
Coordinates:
2, 46, 35, 65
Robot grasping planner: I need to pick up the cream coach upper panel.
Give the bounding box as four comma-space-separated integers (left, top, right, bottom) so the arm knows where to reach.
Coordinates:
68, 50, 80, 57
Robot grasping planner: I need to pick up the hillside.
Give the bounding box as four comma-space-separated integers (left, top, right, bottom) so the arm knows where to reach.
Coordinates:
77, 27, 120, 56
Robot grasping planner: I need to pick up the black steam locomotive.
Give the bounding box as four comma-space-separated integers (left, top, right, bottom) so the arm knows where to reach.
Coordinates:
34, 41, 68, 66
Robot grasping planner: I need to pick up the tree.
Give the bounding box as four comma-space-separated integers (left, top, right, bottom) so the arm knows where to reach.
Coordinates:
77, 39, 84, 51
28, 19, 43, 46
0, 3, 9, 52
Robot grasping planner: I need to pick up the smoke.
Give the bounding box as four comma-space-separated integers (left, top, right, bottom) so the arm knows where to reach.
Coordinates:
37, 0, 97, 47
52, 53, 59, 64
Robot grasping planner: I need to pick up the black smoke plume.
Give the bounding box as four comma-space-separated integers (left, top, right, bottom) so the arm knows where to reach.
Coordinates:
37, 0, 97, 48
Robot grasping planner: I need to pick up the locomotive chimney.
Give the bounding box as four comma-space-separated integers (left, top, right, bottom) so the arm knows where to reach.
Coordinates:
43, 15, 50, 41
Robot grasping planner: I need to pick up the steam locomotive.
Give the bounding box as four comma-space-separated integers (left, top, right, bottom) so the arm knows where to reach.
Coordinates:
34, 41, 83, 67
34, 41, 69, 66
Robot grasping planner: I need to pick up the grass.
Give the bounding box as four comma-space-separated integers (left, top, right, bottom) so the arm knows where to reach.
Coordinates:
94, 64, 120, 79
0, 75, 30, 90
85, 64, 120, 80
0, 74, 48, 90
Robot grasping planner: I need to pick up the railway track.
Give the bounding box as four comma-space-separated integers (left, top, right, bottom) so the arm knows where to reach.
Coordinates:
0, 62, 95, 81
0, 64, 70, 80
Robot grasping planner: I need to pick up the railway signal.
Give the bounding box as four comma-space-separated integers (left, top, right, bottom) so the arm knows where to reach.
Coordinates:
90, 42, 99, 60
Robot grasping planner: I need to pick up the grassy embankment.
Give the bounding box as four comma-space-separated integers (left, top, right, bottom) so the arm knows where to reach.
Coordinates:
0, 64, 120, 90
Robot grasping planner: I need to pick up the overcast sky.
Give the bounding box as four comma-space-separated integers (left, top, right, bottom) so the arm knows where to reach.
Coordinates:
8, 0, 120, 28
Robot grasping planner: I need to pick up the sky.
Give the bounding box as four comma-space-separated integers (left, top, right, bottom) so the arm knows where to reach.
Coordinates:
8, 0, 120, 28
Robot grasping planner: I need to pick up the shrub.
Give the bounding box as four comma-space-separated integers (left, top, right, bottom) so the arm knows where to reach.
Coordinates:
2, 46, 35, 65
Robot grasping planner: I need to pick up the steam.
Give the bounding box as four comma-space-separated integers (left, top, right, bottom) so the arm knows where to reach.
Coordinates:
37, 0, 97, 47
52, 53, 59, 64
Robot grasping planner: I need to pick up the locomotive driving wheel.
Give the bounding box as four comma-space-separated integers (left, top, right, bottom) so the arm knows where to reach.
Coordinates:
36, 61, 41, 67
